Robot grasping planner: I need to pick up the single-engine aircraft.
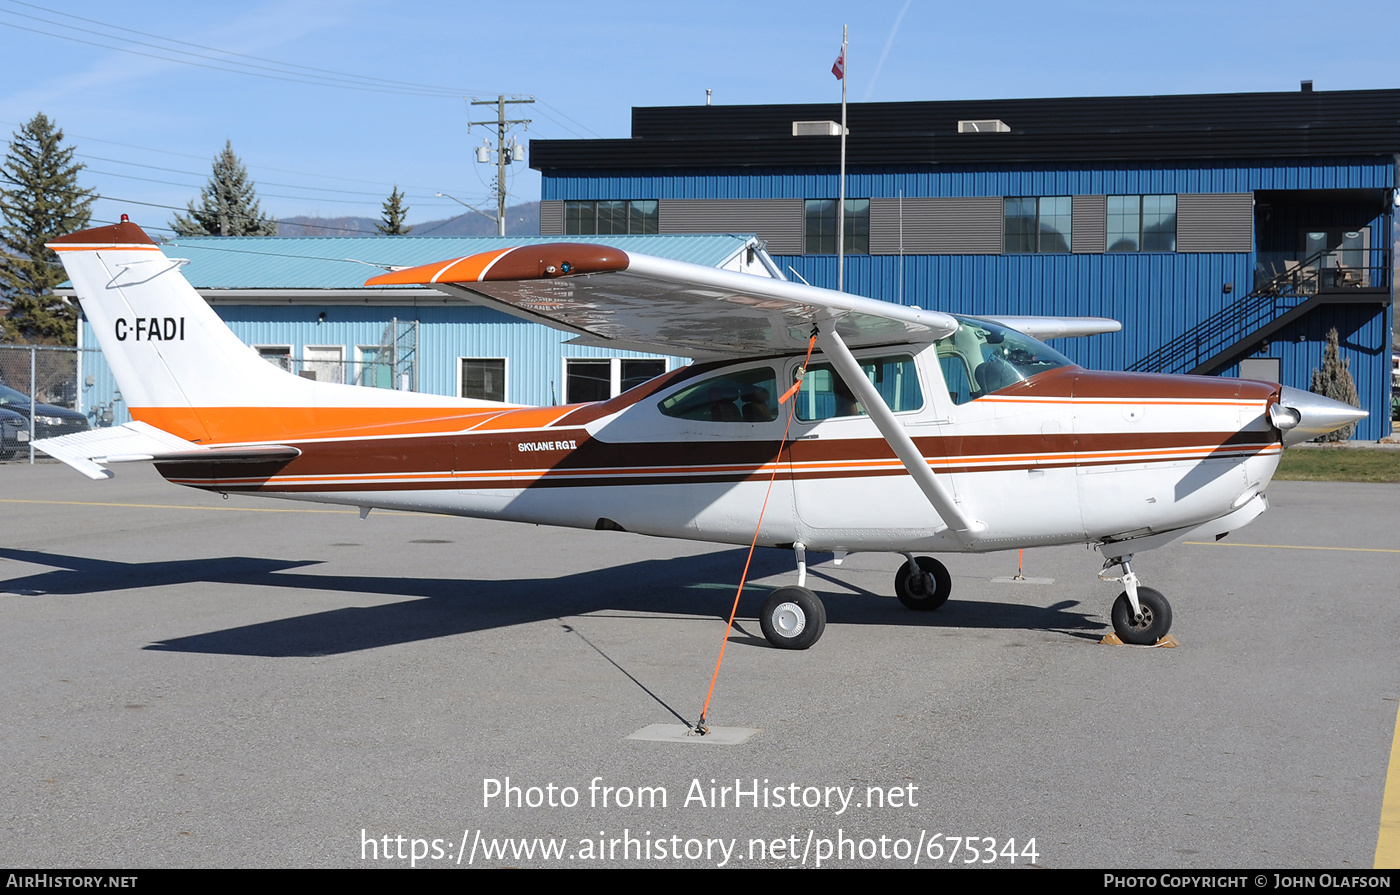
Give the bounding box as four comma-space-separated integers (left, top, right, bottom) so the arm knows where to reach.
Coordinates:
36, 219, 1365, 649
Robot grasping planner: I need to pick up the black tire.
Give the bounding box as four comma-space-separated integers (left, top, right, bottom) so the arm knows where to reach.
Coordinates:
759, 586, 826, 650
895, 556, 951, 611
1110, 586, 1173, 645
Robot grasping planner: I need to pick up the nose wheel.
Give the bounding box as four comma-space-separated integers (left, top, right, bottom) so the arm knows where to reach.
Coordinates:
1101, 555, 1174, 644
1110, 587, 1172, 645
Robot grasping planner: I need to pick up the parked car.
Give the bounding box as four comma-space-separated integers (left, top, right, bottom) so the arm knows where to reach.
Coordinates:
0, 383, 89, 440
0, 407, 30, 460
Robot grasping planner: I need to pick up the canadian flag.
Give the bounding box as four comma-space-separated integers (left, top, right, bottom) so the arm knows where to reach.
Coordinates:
832, 49, 845, 80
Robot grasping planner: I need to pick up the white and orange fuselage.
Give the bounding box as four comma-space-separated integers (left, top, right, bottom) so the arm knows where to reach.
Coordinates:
157, 360, 1283, 557
45, 221, 1287, 559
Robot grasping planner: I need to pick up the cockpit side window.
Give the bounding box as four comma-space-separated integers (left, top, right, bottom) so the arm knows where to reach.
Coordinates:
658, 366, 777, 423
935, 317, 1073, 404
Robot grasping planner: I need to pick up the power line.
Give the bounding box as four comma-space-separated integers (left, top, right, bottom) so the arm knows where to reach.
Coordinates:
79, 167, 389, 207
2, 0, 497, 96
0, 120, 453, 194
534, 100, 605, 139
0, 1, 498, 97
0, 17, 423, 96
10, 149, 495, 209
2, 168, 534, 239
74, 153, 495, 209
77, 154, 395, 198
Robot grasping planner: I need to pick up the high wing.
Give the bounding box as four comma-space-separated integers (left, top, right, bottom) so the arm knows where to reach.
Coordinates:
366, 244, 963, 358
367, 245, 1119, 356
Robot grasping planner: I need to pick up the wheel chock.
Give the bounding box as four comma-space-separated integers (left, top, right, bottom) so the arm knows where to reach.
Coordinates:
1099, 632, 1179, 647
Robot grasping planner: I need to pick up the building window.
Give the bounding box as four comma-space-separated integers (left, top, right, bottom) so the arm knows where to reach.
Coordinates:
620, 358, 666, 392
1107, 195, 1176, 252
357, 346, 392, 388
564, 357, 668, 404
461, 358, 506, 402
256, 346, 292, 371
564, 200, 658, 235
565, 359, 611, 403
804, 199, 869, 254
302, 345, 345, 384
1004, 197, 1072, 253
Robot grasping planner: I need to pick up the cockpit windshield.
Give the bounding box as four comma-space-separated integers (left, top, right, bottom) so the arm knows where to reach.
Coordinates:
935, 316, 1075, 405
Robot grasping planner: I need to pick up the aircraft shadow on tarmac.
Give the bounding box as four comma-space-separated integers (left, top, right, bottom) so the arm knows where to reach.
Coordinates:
0, 546, 1104, 657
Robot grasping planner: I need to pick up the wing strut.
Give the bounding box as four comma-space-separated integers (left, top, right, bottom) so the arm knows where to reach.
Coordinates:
816, 319, 984, 547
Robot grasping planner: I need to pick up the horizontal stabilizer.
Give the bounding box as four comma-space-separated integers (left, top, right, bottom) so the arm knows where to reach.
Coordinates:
34, 421, 298, 480
146, 445, 302, 464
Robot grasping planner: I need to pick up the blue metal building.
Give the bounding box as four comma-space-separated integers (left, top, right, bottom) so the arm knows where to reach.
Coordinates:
531, 87, 1396, 439
73, 233, 772, 426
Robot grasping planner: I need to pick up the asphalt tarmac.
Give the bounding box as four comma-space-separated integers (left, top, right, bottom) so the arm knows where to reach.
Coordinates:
1, 461, 1396, 869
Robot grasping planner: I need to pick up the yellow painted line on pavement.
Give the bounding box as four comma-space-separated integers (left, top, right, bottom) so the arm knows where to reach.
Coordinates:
0, 498, 412, 516
1185, 541, 1400, 554
1192, 544, 1400, 867
1377, 702, 1400, 868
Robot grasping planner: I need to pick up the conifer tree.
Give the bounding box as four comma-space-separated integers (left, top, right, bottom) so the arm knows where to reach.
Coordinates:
171, 141, 277, 237
0, 113, 95, 344
377, 185, 412, 235
1310, 327, 1362, 442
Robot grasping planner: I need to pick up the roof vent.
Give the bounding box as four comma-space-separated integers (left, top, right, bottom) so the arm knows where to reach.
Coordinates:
792, 120, 846, 136
958, 119, 1011, 133
1301, 80, 1313, 92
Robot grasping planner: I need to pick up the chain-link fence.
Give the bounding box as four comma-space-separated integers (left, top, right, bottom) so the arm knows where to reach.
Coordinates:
248, 319, 418, 390
1, 327, 421, 464
0, 345, 112, 464
258, 354, 400, 388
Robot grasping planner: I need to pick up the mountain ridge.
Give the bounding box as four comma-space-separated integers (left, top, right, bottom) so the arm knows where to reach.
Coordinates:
277, 201, 541, 237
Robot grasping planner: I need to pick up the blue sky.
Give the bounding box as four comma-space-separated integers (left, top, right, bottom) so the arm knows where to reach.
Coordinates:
4, 0, 1400, 236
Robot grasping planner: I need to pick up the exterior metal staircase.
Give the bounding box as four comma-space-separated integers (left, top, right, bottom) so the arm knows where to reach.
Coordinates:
1127, 250, 1390, 375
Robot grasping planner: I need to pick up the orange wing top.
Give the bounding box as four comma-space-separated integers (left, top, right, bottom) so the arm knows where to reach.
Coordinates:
365, 243, 630, 286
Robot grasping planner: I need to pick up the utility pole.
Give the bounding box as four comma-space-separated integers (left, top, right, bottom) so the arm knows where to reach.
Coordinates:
469, 95, 533, 236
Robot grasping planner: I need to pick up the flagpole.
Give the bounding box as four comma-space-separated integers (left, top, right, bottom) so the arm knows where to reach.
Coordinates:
837, 24, 847, 293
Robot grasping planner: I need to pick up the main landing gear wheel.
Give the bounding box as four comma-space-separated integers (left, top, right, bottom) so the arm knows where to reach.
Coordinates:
895, 556, 951, 611
759, 586, 826, 650
1110, 586, 1173, 645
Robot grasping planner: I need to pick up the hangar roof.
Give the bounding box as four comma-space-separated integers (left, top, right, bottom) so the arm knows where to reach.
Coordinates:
531, 88, 1400, 168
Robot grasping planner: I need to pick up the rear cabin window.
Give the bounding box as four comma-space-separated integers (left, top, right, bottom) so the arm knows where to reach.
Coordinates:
794, 355, 922, 421
658, 367, 778, 423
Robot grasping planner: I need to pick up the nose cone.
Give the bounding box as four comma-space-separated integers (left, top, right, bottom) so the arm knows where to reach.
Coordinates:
1271, 386, 1368, 447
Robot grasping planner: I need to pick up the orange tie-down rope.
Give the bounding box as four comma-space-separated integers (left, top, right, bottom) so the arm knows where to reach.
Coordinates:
695, 330, 818, 734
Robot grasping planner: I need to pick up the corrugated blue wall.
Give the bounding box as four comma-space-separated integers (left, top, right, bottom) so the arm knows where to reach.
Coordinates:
79, 304, 683, 427
778, 251, 1258, 370
544, 157, 1395, 439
